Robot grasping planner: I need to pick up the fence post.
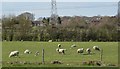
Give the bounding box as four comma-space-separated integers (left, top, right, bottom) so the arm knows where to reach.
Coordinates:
42, 49, 45, 64
100, 49, 103, 61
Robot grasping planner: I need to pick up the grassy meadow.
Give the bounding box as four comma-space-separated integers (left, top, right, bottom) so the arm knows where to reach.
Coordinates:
2, 41, 118, 67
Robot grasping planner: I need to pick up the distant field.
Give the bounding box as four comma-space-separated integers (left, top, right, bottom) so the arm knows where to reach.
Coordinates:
2, 41, 118, 67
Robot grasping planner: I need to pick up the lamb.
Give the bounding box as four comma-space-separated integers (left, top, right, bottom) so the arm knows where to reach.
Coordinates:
24, 49, 31, 54
48, 40, 52, 42
51, 60, 62, 64
71, 44, 76, 47
86, 48, 91, 54
93, 46, 100, 51
58, 44, 61, 48
77, 48, 84, 54
9, 51, 19, 57
56, 48, 66, 54
35, 51, 40, 56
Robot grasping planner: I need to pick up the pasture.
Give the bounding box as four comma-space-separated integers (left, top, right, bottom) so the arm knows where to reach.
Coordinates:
2, 41, 118, 67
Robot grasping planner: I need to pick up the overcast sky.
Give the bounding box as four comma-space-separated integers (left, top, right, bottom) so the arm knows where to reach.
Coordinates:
1, 0, 119, 18
2, 0, 120, 2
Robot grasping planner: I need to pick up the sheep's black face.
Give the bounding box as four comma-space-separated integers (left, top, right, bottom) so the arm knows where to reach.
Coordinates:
80, 51, 83, 53
56, 49, 59, 52
96, 48, 100, 51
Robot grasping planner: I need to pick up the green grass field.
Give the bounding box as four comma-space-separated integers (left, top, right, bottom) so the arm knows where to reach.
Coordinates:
2, 41, 118, 67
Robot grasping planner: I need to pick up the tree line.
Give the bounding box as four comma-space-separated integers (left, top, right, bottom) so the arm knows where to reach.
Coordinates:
1, 12, 120, 42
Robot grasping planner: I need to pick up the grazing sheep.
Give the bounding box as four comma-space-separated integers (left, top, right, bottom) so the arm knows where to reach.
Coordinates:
51, 60, 62, 64
35, 51, 40, 56
56, 48, 66, 54
86, 48, 91, 54
24, 49, 31, 54
95, 61, 101, 66
58, 44, 61, 48
48, 40, 52, 42
9, 51, 19, 57
82, 61, 101, 66
93, 46, 100, 51
77, 48, 84, 54
71, 44, 76, 47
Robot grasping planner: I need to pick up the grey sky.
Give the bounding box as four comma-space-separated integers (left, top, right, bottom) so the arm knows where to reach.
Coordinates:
2, 0, 120, 2
1, 0, 119, 19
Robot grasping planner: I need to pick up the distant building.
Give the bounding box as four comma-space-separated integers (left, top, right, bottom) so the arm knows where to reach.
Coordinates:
83, 16, 102, 24
32, 21, 45, 26
91, 16, 102, 23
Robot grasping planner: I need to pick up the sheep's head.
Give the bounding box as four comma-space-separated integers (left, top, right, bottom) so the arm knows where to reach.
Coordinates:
58, 44, 61, 46
56, 48, 59, 52
58, 44, 61, 47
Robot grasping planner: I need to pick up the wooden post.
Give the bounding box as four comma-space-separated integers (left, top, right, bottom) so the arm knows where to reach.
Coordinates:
100, 49, 103, 61
42, 49, 45, 64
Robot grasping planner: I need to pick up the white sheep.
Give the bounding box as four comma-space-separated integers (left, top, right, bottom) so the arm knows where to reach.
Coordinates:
56, 48, 66, 54
24, 49, 31, 54
93, 46, 100, 51
77, 48, 84, 54
48, 40, 52, 42
35, 51, 40, 56
86, 48, 91, 54
71, 44, 76, 47
58, 44, 61, 48
9, 51, 19, 57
